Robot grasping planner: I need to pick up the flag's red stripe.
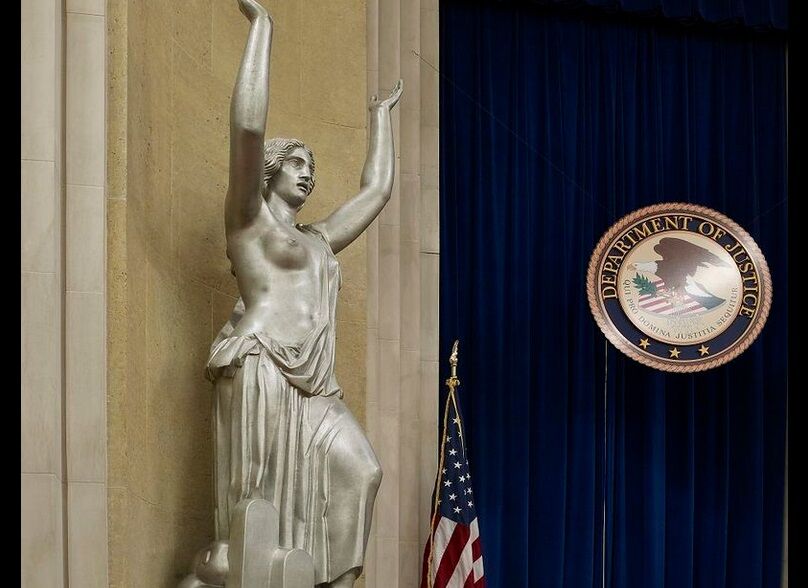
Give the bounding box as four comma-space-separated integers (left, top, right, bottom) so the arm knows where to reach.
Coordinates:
640, 299, 671, 311
434, 523, 471, 586
471, 537, 482, 562
660, 300, 702, 315
422, 526, 487, 588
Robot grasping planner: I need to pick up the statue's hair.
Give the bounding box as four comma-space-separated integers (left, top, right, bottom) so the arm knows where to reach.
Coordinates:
263, 137, 316, 192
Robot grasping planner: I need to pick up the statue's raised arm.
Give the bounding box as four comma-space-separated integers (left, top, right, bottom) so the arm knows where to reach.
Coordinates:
225, 0, 273, 229
311, 79, 404, 253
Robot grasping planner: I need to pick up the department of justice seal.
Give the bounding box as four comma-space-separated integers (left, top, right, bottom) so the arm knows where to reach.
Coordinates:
586, 203, 771, 372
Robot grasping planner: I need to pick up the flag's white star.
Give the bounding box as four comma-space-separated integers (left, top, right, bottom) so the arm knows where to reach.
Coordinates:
443, 480, 452, 487
465, 488, 472, 495
453, 506, 462, 514
459, 475, 466, 483
468, 501, 474, 507
453, 417, 460, 425
449, 493, 457, 501
454, 461, 461, 469
442, 468, 447, 474
449, 448, 457, 456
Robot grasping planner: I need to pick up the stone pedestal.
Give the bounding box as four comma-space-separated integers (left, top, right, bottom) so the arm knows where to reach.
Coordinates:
179, 499, 315, 588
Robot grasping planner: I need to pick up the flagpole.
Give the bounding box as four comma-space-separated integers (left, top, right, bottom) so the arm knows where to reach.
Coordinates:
427, 340, 461, 588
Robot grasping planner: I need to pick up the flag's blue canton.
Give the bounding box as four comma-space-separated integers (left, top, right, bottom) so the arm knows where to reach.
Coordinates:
438, 400, 477, 525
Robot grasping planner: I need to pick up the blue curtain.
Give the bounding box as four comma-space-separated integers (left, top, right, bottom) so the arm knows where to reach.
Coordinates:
488, 0, 788, 30
439, 1, 787, 587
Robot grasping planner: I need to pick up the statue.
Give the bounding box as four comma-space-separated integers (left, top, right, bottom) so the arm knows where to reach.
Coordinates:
180, 1, 403, 586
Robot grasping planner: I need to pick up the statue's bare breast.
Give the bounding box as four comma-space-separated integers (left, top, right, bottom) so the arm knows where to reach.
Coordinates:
227, 210, 324, 343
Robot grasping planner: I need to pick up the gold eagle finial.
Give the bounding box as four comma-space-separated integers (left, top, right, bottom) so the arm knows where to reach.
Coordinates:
446, 339, 460, 390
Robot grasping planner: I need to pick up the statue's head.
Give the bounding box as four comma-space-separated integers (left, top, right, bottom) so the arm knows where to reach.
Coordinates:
263, 137, 316, 207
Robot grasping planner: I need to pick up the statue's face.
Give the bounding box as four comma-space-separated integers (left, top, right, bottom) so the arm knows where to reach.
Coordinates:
268, 146, 314, 208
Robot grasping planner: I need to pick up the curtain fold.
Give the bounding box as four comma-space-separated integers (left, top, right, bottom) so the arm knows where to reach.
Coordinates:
439, 2, 787, 586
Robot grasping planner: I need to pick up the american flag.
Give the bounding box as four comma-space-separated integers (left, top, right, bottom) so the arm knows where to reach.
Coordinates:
421, 389, 485, 587
638, 278, 716, 316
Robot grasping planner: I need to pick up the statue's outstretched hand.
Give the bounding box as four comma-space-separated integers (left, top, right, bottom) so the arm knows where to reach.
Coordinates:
237, 0, 270, 23
369, 79, 404, 112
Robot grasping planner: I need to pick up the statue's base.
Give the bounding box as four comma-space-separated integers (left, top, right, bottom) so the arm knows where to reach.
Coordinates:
179, 499, 315, 588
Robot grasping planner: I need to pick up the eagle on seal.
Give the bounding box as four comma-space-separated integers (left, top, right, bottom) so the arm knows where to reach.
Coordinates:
632, 237, 730, 310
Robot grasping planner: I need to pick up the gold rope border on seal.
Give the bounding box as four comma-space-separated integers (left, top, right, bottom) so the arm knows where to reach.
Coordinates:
586, 202, 773, 373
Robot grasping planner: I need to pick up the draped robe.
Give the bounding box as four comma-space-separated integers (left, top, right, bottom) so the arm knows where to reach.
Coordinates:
206, 225, 381, 584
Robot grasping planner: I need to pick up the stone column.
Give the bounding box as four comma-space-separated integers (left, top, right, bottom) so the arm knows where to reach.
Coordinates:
65, 1, 109, 585
22, 0, 109, 585
365, 0, 439, 585
22, 0, 66, 584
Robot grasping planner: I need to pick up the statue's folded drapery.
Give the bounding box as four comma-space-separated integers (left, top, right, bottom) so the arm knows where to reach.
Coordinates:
206, 226, 381, 584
